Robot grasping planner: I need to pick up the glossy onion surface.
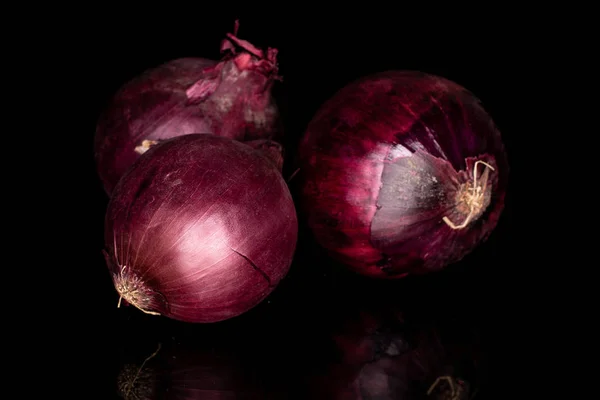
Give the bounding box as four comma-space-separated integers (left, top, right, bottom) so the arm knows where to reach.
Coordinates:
104, 134, 297, 323
298, 71, 508, 278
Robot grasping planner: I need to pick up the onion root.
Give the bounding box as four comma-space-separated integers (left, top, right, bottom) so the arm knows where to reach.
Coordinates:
442, 160, 495, 230
427, 375, 466, 400
114, 266, 161, 316
121, 343, 161, 399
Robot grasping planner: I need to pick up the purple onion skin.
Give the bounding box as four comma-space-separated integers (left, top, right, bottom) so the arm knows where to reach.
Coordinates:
298, 71, 508, 279
95, 26, 282, 195
104, 134, 297, 323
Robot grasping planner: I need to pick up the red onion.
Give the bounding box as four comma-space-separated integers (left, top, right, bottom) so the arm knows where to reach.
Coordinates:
95, 21, 282, 194
298, 71, 508, 278
103, 134, 297, 323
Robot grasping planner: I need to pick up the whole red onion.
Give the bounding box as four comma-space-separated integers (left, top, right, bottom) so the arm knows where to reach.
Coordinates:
104, 134, 297, 323
95, 21, 282, 194
298, 71, 508, 278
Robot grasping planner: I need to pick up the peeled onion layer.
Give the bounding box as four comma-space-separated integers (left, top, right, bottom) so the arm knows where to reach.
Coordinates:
95, 21, 282, 194
299, 71, 508, 278
104, 134, 298, 323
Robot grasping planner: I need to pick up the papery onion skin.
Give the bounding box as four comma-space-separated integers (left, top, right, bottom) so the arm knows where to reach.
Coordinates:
104, 134, 297, 323
95, 21, 282, 194
298, 71, 508, 279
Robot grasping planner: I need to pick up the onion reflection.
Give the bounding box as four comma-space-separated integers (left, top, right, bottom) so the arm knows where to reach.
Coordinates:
116, 336, 281, 399
308, 303, 486, 400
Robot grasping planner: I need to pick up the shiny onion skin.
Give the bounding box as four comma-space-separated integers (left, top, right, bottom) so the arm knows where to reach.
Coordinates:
104, 134, 297, 323
95, 21, 282, 194
298, 71, 508, 279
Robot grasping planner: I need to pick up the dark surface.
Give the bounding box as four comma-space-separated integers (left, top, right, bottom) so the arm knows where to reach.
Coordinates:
67, 11, 531, 398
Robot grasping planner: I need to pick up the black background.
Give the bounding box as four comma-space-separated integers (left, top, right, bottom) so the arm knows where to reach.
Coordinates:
67, 9, 532, 398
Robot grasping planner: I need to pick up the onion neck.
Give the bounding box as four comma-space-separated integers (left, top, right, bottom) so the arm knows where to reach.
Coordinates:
114, 269, 161, 316
443, 160, 494, 230
221, 20, 280, 78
